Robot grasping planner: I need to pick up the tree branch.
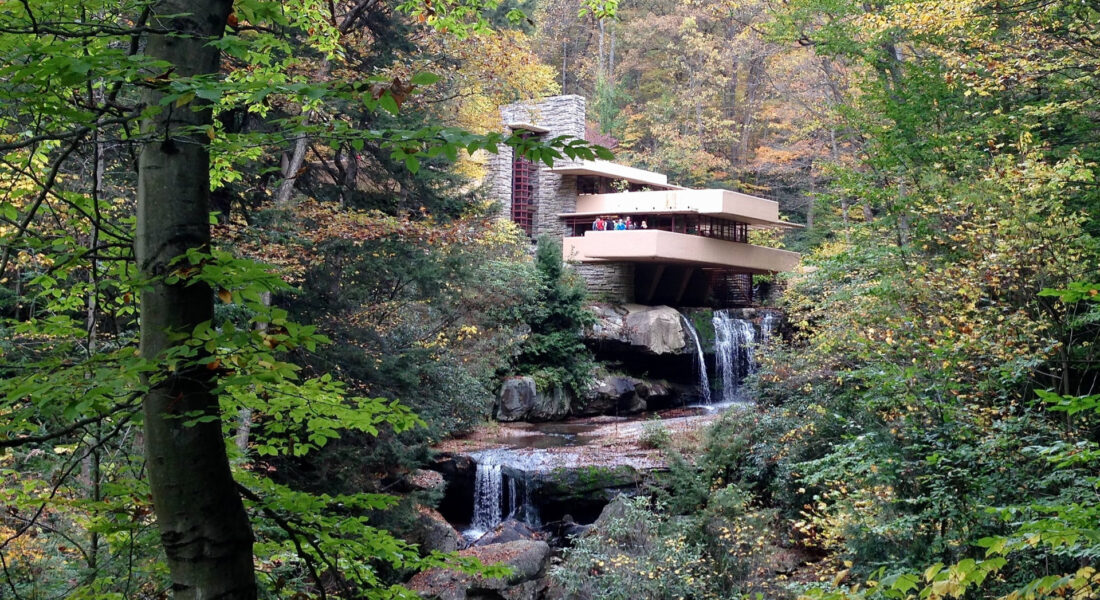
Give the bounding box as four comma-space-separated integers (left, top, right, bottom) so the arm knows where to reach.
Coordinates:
0, 398, 140, 449
236, 484, 330, 600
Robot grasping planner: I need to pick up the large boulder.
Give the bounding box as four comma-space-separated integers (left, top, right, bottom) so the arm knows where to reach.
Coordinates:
497, 377, 571, 422
406, 540, 552, 600
575, 375, 646, 416
544, 515, 591, 546
590, 493, 634, 531
471, 518, 542, 547
581, 494, 653, 549
634, 378, 676, 407
497, 377, 538, 422
529, 385, 571, 421
499, 374, 674, 419
406, 505, 464, 554
586, 304, 688, 355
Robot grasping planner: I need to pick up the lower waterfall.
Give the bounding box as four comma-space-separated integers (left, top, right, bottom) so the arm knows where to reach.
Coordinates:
468, 449, 540, 538
470, 457, 502, 534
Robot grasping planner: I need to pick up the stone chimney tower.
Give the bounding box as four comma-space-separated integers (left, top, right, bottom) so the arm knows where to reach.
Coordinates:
489, 95, 586, 241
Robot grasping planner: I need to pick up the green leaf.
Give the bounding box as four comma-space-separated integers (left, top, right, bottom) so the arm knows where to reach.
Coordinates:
410, 71, 441, 86
175, 91, 196, 108
892, 573, 920, 593
379, 92, 400, 115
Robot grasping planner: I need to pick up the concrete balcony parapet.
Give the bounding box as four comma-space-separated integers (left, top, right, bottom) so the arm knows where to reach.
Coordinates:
563, 230, 800, 274
567, 189, 802, 229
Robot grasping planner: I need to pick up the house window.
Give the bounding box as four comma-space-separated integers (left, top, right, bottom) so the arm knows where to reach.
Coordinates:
511, 147, 538, 237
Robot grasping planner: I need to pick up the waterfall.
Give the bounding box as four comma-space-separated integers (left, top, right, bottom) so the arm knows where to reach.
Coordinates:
680, 315, 712, 404
507, 478, 518, 519
471, 456, 503, 534
468, 449, 541, 537
760, 311, 779, 346
712, 311, 757, 403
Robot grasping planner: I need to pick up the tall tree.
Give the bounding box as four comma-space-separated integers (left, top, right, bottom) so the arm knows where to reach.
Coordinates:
0, 1, 614, 596
135, 1, 256, 598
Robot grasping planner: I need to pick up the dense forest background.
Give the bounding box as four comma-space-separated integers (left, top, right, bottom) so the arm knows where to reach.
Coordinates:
0, 0, 1097, 599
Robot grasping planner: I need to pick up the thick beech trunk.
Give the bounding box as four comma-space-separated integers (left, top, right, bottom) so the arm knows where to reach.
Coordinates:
136, 1, 256, 598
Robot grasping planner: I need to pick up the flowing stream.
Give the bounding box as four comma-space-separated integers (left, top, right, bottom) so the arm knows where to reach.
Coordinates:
466, 311, 783, 537
680, 315, 712, 404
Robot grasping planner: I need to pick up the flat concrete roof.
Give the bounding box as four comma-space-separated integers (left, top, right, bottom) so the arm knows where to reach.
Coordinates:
506, 122, 551, 134
548, 160, 686, 190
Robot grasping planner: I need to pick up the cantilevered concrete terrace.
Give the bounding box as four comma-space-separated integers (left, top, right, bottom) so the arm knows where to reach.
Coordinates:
557, 188, 801, 305
566, 189, 798, 228
562, 229, 800, 274
559, 189, 801, 274
548, 160, 685, 191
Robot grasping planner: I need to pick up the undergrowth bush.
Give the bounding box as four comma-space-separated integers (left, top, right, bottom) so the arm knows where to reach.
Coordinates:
552, 496, 782, 600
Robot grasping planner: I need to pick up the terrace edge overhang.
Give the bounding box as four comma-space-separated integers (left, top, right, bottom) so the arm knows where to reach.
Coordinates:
563, 230, 801, 274
564, 189, 804, 229
548, 160, 687, 190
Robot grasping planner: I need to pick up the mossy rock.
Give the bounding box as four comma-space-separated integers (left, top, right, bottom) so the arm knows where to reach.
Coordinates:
683, 308, 716, 352
531, 465, 642, 523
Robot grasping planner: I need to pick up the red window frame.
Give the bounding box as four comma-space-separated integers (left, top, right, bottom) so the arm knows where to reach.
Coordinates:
511, 150, 538, 237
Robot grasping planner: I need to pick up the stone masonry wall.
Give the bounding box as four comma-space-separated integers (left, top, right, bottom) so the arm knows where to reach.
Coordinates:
536, 173, 576, 240
572, 263, 635, 304
489, 95, 586, 238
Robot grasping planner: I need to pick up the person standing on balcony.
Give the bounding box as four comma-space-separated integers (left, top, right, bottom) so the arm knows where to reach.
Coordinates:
625, 216, 634, 230
593, 216, 605, 231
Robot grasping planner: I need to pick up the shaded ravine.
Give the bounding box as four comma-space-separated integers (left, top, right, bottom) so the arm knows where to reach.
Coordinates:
438, 410, 721, 536
446, 309, 785, 538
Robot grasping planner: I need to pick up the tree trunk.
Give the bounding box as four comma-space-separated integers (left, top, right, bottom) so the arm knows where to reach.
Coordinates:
739, 55, 765, 163
562, 41, 568, 93
597, 18, 605, 80
136, 2, 256, 598
830, 128, 851, 244
608, 25, 616, 78
275, 134, 309, 206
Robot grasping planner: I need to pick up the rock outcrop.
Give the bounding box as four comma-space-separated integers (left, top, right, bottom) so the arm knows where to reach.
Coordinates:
431, 453, 475, 524
586, 304, 689, 355
532, 465, 641, 524
576, 375, 645, 416
406, 505, 464, 554
406, 540, 551, 600
496, 377, 571, 422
